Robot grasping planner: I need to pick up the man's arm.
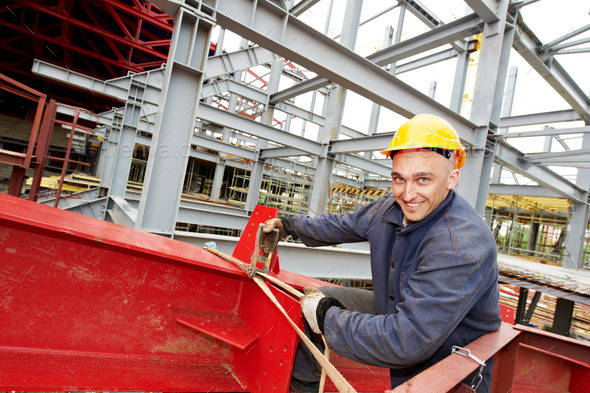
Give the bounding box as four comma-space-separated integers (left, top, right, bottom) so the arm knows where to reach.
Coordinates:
293, 196, 389, 247
322, 251, 492, 368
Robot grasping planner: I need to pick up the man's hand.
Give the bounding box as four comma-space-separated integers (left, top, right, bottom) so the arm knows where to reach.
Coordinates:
260, 218, 287, 256
300, 287, 326, 334
262, 218, 287, 239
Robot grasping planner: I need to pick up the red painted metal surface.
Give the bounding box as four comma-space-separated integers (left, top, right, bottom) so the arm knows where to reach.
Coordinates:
2, 192, 589, 392
391, 323, 590, 392
0, 193, 301, 392
499, 303, 515, 324
29, 99, 58, 202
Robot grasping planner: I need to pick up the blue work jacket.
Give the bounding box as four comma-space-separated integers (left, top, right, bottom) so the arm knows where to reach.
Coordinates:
293, 190, 501, 391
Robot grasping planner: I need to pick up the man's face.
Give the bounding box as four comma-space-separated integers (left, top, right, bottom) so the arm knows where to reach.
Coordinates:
391, 148, 460, 223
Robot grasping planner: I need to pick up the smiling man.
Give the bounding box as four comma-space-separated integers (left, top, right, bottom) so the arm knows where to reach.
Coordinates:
261, 114, 501, 393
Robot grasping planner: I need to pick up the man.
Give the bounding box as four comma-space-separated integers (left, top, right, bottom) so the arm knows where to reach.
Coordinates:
263, 114, 501, 392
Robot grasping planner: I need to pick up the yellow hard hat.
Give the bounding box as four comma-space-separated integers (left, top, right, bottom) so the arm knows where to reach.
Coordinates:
381, 114, 466, 169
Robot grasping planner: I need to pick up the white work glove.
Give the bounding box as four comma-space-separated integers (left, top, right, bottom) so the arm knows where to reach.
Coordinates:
300, 287, 326, 334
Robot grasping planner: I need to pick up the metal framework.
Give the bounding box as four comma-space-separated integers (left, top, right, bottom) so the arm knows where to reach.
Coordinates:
1, 0, 172, 79
5, 0, 590, 268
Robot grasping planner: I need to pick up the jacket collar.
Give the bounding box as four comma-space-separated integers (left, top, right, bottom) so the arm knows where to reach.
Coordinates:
383, 190, 456, 235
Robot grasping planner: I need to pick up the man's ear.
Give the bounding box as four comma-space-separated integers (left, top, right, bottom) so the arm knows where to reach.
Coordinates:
447, 169, 460, 190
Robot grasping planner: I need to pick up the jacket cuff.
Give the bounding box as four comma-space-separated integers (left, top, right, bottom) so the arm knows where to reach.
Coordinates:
316, 297, 346, 334
279, 216, 299, 240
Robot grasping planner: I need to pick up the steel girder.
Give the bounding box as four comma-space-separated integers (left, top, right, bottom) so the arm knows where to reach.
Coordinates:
197, 104, 322, 155
288, 0, 322, 17
204, 45, 279, 79
512, 19, 590, 123
207, 0, 480, 144
524, 149, 590, 166
500, 110, 582, 128
330, 134, 394, 154
203, 78, 269, 103
487, 184, 563, 198
32, 59, 166, 106
29, 2, 587, 206
539, 23, 590, 53
496, 126, 590, 139
270, 13, 484, 105
334, 153, 392, 178
464, 0, 501, 23
493, 142, 586, 204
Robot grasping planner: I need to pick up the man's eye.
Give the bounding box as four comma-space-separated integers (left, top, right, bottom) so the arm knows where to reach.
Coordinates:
418, 177, 429, 183
393, 177, 404, 183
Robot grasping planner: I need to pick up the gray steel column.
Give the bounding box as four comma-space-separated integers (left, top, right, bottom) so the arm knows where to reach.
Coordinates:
210, 83, 239, 201
95, 135, 108, 179
492, 65, 519, 182
526, 221, 539, 255
456, 0, 511, 213
389, 1, 406, 76
109, 101, 142, 198
564, 131, 590, 269
500, 66, 518, 133
428, 81, 437, 99
244, 58, 284, 212
210, 155, 226, 201
97, 110, 122, 187
367, 28, 392, 135
450, 6, 477, 114
362, 26, 395, 183
136, 7, 214, 235
308, 0, 363, 216
450, 49, 470, 113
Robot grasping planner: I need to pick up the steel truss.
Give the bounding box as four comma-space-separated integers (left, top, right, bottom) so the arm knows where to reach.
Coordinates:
25, 0, 590, 268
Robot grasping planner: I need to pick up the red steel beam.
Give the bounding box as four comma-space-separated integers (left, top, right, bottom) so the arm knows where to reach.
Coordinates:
29, 99, 58, 201
0, 197, 301, 392
101, 0, 174, 32
20, 0, 169, 61
0, 20, 145, 74
0, 72, 46, 168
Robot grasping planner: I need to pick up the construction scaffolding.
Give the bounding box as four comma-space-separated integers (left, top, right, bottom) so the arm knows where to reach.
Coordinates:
227, 167, 250, 207
261, 164, 312, 216
184, 158, 215, 198
484, 193, 590, 267
328, 184, 389, 214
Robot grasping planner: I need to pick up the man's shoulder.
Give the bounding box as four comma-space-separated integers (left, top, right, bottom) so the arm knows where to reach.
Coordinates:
446, 192, 489, 226
427, 193, 496, 253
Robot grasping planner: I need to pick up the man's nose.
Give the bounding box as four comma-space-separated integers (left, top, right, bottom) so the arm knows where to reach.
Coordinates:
403, 182, 416, 200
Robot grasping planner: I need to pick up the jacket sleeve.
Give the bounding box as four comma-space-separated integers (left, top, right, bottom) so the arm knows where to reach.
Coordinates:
293, 196, 389, 247
323, 251, 491, 368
